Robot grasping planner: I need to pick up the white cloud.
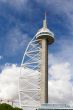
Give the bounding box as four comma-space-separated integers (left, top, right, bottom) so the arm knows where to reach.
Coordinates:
48, 61, 73, 105
0, 61, 73, 107
0, 64, 40, 103
49, 62, 71, 80
48, 36, 73, 105
0, 64, 20, 100
48, 39, 73, 104
48, 80, 73, 104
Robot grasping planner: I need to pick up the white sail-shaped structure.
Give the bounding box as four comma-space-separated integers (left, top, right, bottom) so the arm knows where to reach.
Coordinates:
18, 35, 41, 110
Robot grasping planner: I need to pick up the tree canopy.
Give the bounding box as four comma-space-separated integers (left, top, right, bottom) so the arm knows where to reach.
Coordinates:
0, 103, 23, 110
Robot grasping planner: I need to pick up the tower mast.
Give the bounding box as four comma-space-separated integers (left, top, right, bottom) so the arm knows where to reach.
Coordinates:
36, 14, 54, 104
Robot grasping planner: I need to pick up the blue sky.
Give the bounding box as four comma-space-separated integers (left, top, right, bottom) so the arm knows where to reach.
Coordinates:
0, 0, 72, 65
0, 0, 73, 106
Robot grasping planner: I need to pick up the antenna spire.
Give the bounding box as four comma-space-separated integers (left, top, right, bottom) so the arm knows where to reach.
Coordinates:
43, 12, 47, 28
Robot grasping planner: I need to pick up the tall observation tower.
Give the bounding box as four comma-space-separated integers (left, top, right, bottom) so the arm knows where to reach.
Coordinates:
35, 14, 54, 104
19, 14, 54, 110
19, 15, 73, 110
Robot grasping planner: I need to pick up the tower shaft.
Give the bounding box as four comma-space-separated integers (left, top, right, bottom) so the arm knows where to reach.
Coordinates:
40, 38, 48, 104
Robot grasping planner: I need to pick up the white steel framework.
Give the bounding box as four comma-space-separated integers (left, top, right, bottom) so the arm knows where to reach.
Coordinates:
18, 35, 41, 109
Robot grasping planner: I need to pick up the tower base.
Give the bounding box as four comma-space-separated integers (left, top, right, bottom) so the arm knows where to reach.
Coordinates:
37, 103, 73, 110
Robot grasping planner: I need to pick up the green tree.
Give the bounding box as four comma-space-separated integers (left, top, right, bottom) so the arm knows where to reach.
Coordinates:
0, 103, 22, 110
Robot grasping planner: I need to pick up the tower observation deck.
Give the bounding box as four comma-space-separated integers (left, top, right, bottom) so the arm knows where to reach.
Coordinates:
36, 14, 54, 44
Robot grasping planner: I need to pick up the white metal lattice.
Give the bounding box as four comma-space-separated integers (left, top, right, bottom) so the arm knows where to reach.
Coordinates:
18, 35, 41, 109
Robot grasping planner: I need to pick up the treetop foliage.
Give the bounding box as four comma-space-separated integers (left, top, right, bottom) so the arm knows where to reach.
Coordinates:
0, 103, 23, 110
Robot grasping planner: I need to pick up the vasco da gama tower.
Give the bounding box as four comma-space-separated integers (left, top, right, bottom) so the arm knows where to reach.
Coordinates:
35, 14, 54, 104
19, 14, 73, 110
19, 14, 56, 110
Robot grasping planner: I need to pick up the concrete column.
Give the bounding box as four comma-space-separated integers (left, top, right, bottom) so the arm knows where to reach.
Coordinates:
40, 38, 48, 104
